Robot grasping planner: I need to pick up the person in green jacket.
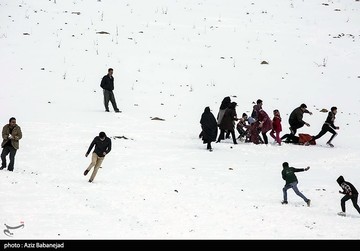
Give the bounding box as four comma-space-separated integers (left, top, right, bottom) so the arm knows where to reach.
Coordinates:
281, 162, 311, 206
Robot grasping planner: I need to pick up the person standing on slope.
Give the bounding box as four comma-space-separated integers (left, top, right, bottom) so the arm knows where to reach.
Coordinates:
84, 132, 112, 183
1, 117, 22, 172
217, 102, 239, 144
200, 106, 218, 151
281, 162, 311, 207
270, 109, 282, 145
336, 175, 360, 216
216, 96, 231, 140
100, 68, 121, 113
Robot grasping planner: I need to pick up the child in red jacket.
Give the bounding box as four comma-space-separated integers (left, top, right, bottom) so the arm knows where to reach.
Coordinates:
270, 109, 282, 145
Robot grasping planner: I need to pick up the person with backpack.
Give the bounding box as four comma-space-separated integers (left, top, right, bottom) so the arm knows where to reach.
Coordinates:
281, 162, 311, 206
336, 175, 360, 216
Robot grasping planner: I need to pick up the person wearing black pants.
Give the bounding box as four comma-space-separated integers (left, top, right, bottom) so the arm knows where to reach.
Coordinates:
281, 103, 312, 142
217, 102, 238, 144
311, 106, 339, 147
1, 117, 22, 172
100, 68, 121, 113
336, 175, 360, 216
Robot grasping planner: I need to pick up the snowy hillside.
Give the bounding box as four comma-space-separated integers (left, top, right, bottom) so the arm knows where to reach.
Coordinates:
1, 0, 360, 240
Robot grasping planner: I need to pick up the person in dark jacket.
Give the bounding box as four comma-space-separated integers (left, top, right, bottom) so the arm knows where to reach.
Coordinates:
217, 102, 238, 144
217, 96, 231, 140
336, 176, 360, 216
200, 107, 218, 151
281, 103, 312, 142
84, 132, 112, 183
311, 106, 339, 147
1, 117, 22, 171
100, 68, 121, 113
251, 99, 263, 120
281, 162, 311, 206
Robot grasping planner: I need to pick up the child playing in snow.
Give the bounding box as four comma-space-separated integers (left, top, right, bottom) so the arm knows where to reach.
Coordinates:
236, 113, 250, 142
270, 109, 282, 145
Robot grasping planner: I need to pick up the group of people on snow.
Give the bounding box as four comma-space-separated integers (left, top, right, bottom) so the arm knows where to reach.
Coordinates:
199, 96, 339, 151
198, 96, 357, 216
1, 68, 357, 217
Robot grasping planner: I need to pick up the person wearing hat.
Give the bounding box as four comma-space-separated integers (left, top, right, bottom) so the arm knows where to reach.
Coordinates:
281, 162, 311, 206
336, 175, 360, 216
281, 103, 312, 142
84, 131, 112, 183
310, 106, 339, 147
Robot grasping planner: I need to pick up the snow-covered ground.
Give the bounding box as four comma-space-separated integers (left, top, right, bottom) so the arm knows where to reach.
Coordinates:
1, 0, 360, 239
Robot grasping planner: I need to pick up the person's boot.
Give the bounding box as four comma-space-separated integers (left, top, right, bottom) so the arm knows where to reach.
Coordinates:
327, 142, 334, 147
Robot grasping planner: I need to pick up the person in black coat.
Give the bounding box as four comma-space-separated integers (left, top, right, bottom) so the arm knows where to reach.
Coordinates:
84, 132, 112, 183
200, 107, 218, 151
281, 103, 312, 142
311, 106, 339, 147
217, 102, 238, 144
217, 96, 231, 140
336, 175, 360, 216
100, 68, 121, 113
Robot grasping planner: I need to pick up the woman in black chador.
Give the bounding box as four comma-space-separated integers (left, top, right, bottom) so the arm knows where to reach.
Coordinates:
200, 107, 218, 151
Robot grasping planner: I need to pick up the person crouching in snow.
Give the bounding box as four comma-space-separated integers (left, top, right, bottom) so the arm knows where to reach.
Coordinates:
200, 107, 218, 151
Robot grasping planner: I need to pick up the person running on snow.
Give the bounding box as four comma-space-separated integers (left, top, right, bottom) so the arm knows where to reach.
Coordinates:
84, 132, 112, 183
310, 106, 339, 147
336, 175, 360, 216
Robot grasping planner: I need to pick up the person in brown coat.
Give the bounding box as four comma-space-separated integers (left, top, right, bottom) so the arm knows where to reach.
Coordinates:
1, 117, 22, 171
217, 102, 238, 144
